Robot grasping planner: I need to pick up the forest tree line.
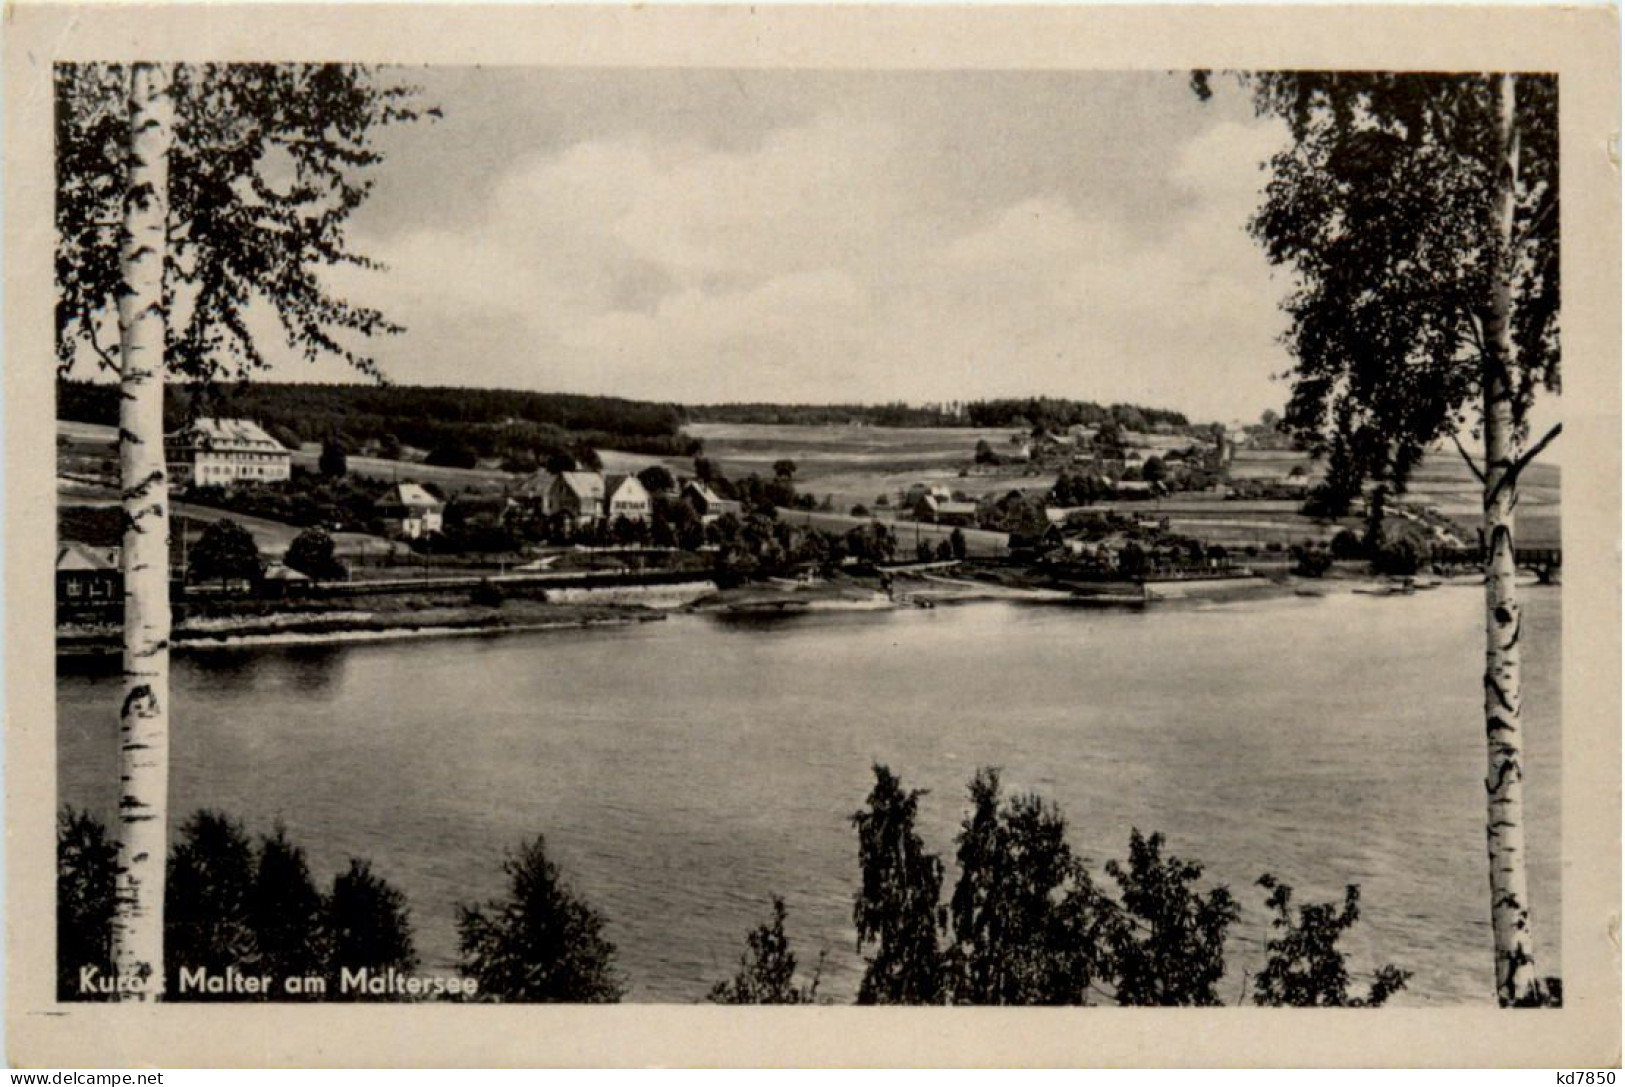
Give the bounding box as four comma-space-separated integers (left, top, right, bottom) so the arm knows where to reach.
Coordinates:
688, 397, 1193, 432
56, 763, 1456, 1007
56, 379, 702, 464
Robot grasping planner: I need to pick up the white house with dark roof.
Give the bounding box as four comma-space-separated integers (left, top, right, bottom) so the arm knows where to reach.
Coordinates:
604, 474, 652, 523
166, 418, 291, 487
374, 482, 445, 539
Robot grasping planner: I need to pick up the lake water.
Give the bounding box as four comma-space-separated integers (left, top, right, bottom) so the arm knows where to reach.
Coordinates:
57, 585, 1562, 1004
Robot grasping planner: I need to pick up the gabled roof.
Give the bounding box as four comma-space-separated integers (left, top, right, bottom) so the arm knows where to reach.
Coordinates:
378, 482, 443, 510
168, 418, 288, 452
516, 470, 556, 498
57, 541, 119, 572
605, 474, 650, 502
684, 480, 724, 504
555, 471, 606, 502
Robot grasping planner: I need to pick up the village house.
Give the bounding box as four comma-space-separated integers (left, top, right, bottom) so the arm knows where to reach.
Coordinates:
56, 541, 121, 613
374, 482, 445, 539
904, 482, 953, 506
550, 471, 608, 529
604, 474, 653, 523
515, 469, 557, 516
165, 418, 291, 488
913, 494, 978, 526
682, 480, 742, 524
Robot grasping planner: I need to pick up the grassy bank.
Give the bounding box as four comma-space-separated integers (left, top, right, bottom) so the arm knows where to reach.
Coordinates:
57, 595, 662, 655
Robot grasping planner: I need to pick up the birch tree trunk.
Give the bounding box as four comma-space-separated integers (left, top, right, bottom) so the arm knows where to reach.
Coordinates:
1480, 72, 1538, 1007
110, 62, 174, 1002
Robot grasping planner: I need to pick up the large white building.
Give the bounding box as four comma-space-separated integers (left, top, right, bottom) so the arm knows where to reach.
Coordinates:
166, 418, 292, 487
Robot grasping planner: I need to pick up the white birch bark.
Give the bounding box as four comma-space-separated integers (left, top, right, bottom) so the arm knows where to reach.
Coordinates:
110, 62, 174, 1002
1480, 72, 1538, 1007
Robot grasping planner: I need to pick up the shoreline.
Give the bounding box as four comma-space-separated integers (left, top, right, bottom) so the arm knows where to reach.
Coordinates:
56, 605, 666, 657
56, 572, 1553, 655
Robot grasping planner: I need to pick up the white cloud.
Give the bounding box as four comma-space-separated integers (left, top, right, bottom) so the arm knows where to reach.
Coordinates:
322, 105, 1297, 420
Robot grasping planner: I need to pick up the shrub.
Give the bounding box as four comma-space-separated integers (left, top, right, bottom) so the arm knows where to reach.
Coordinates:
1371, 537, 1423, 577
57, 808, 117, 1001
470, 579, 505, 608
456, 835, 623, 1002
1293, 548, 1334, 578
707, 896, 823, 1004
1252, 876, 1410, 1007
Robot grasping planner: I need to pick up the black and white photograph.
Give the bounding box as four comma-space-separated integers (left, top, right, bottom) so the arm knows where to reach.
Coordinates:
7, 1, 1619, 1070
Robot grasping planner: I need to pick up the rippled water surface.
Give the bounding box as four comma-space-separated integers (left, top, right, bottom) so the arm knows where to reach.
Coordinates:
57, 586, 1561, 1003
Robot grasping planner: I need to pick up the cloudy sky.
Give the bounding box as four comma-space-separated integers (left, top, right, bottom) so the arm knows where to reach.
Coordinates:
304, 68, 1296, 423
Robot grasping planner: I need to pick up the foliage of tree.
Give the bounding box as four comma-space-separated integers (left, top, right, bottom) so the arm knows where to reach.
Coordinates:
469, 579, 506, 608
1194, 72, 1558, 493
457, 835, 623, 1003
1141, 456, 1167, 485
325, 859, 419, 1000
976, 490, 1048, 535
188, 518, 265, 586
946, 770, 1105, 1005
851, 765, 949, 1005
1048, 470, 1111, 508
1195, 71, 1559, 1003
637, 464, 676, 495
1329, 528, 1365, 561
1117, 541, 1148, 578
283, 526, 346, 580
1292, 545, 1334, 578
772, 459, 797, 481
707, 896, 824, 1005
1098, 830, 1239, 1006
165, 811, 259, 1000
1370, 536, 1423, 577
56, 65, 434, 382
251, 827, 328, 996
319, 435, 348, 479
1252, 876, 1410, 1007
843, 521, 898, 564
57, 808, 118, 1001
60, 807, 419, 1003
425, 442, 479, 470
685, 397, 1190, 432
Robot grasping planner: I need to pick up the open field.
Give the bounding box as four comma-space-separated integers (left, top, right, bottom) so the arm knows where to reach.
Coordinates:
58, 417, 1562, 552
59, 478, 403, 559
776, 507, 1011, 557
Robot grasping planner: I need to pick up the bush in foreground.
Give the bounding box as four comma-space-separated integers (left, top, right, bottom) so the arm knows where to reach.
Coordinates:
456, 835, 623, 1003
708, 896, 823, 1005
